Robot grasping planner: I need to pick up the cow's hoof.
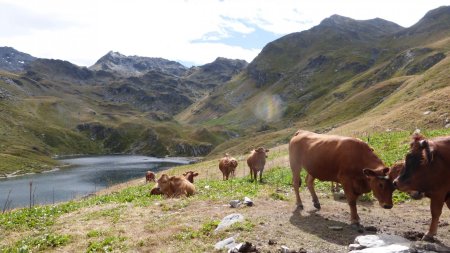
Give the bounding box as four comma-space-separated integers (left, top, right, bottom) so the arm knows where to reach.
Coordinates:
296, 204, 304, 210
351, 223, 364, 233
313, 202, 321, 210
422, 234, 435, 242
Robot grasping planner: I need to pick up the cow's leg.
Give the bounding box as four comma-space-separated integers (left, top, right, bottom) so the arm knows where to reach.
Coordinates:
306, 173, 320, 209
259, 169, 263, 182
253, 170, 258, 182
423, 195, 445, 241
291, 167, 303, 210
445, 193, 450, 209
342, 184, 360, 225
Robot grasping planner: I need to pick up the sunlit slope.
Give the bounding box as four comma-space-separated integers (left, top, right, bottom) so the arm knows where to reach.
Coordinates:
178, 7, 450, 138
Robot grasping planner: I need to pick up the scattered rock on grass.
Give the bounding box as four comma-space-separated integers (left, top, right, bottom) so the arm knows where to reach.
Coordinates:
215, 213, 244, 233
268, 239, 277, 245
230, 200, 241, 208
229, 241, 258, 252
243, 197, 253, 206
215, 236, 237, 250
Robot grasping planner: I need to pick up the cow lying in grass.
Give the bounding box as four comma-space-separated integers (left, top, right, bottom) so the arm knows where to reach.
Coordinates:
156, 174, 196, 198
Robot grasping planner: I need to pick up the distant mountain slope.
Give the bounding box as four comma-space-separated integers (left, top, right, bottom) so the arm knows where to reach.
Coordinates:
0, 49, 247, 174
178, 6, 450, 142
0, 46, 36, 72
89, 51, 188, 77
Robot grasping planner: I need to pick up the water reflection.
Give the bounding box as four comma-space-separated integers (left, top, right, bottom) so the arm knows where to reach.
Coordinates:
0, 155, 191, 209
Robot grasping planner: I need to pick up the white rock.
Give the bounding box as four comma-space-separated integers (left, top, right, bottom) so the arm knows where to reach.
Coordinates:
215, 213, 244, 232
214, 236, 237, 250
243, 197, 253, 206
354, 234, 410, 248
280, 245, 290, 253
423, 111, 431, 115
350, 244, 410, 253
445, 123, 450, 129
349, 243, 365, 251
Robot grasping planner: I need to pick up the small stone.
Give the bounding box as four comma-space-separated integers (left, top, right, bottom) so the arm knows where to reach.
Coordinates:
298, 247, 307, 253
214, 237, 236, 250
230, 200, 241, 208
268, 239, 277, 245
243, 197, 253, 206
349, 243, 365, 251
365, 226, 378, 232
328, 226, 343, 231
280, 245, 290, 253
424, 111, 431, 115
445, 123, 450, 129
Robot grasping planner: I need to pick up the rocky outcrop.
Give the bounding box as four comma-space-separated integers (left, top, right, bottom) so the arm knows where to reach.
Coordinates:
172, 142, 213, 157
90, 51, 188, 77
0, 47, 36, 72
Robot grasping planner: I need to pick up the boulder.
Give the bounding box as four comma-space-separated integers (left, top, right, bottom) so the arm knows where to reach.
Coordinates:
215, 213, 244, 233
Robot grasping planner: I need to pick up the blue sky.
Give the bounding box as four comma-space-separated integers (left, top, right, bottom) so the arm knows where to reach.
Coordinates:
0, 0, 448, 67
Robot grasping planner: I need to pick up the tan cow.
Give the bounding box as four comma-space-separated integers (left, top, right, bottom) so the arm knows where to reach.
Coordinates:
219, 154, 238, 180
289, 130, 395, 226
157, 174, 196, 198
183, 171, 199, 183
145, 171, 156, 183
247, 147, 269, 182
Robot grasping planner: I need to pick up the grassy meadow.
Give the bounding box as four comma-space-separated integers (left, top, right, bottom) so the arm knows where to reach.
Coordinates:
1, 128, 450, 252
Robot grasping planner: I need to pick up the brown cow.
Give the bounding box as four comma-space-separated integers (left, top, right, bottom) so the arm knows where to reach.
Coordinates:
393, 133, 450, 241
219, 154, 238, 180
183, 171, 199, 183
289, 130, 395, 226
145, 171, 156, 183
157, 174, 196, 198
247, 147, 269, 182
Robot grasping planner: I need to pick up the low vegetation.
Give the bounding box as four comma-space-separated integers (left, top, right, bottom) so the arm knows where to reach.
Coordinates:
1, 128, 450, 252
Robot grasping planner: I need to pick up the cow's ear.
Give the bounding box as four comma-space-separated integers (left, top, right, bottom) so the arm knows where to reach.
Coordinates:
363, 168, 377, 178
194, 173, 199, 177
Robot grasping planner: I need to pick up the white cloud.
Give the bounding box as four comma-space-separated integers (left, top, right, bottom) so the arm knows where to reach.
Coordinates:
0, 0, 448, 66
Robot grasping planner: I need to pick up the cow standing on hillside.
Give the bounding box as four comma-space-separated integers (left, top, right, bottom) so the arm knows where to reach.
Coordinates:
219, 154, 238, 180
394, 133, 450, 241
289, 130, 395, 226
247, 147, 269, 182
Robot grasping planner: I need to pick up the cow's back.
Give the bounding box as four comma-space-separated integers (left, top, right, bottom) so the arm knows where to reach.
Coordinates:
289, 130, 383, 182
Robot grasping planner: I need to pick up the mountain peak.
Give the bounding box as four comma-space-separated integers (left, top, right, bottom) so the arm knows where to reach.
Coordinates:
320, 14, 355, 27
90, 51, 188, 77
0, 46, 36, 72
